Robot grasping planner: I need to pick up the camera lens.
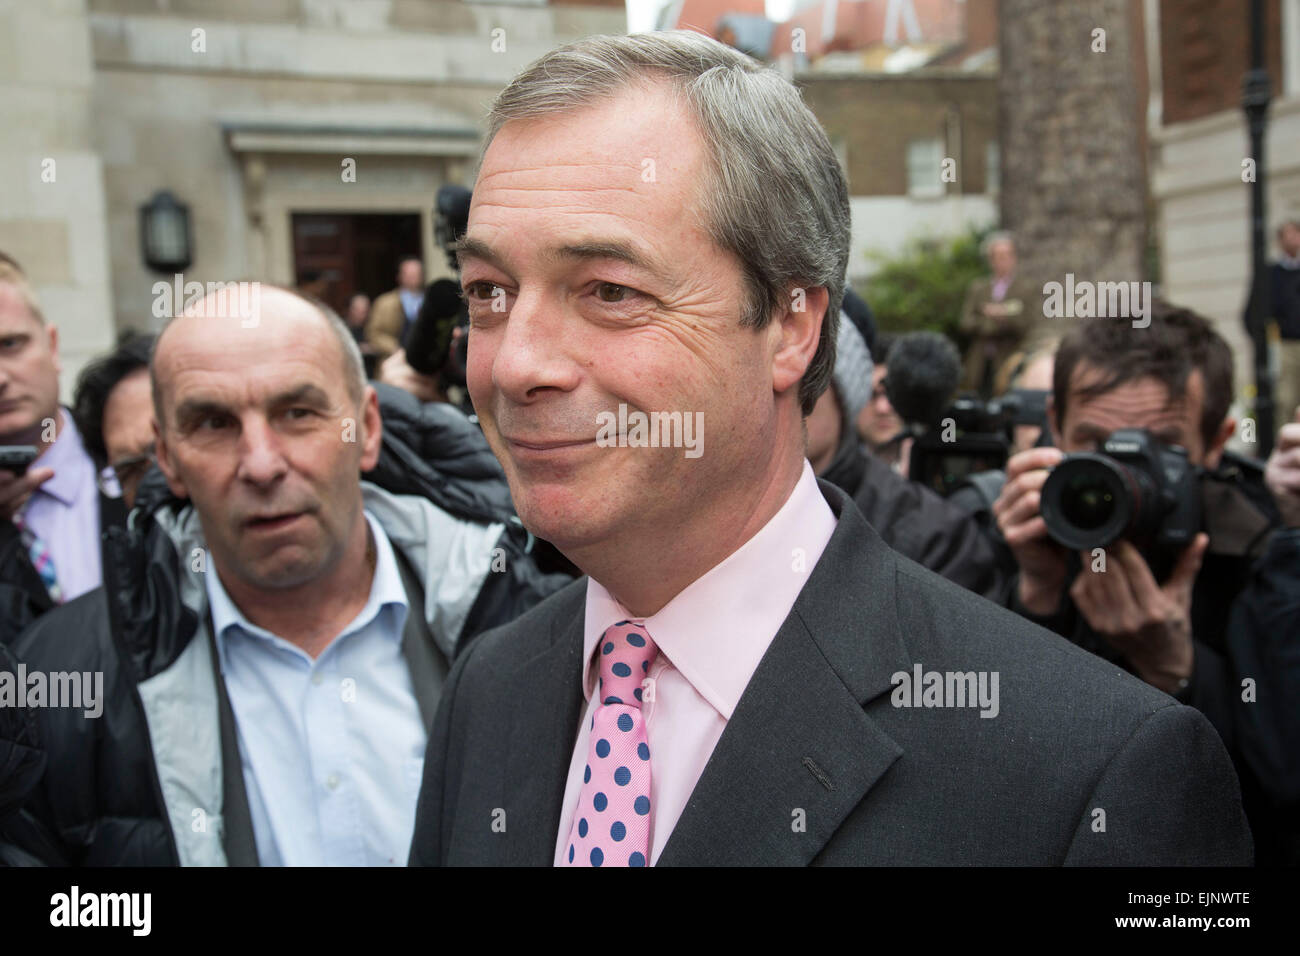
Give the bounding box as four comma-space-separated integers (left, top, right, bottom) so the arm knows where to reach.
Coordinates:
1040, 454, 1134, 550
1059, 475, 1115, 531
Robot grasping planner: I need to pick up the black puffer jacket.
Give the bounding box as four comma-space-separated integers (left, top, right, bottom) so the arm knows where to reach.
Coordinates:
0, 385, 572, 865
1227, 527, 1300, 866
818, 427, 1008, 602
0, 641, 44, 864
0, 516, 56, 647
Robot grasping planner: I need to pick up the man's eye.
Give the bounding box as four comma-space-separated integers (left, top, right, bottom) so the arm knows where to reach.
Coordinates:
284, 407, 314, 420
464, 281, 503, 300
595, 282, 634, 303
198, 415, 230, 431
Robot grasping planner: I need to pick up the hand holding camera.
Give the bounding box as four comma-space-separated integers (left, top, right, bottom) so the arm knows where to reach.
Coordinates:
0, 446, 53, 522
993, 445, 1068, 614
995, 428, 1209, 693
1265, 407, 1300, 528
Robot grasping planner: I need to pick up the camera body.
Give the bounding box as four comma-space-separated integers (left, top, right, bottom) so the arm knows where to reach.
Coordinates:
1040, 428, 1201, 576
908, 390, 1045, 497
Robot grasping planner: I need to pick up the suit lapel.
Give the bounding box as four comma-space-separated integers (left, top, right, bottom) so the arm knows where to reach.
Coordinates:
657, 482, 911, 866
501, 602, 586, 866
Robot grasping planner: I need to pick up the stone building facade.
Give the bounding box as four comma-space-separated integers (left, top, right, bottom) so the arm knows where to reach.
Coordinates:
0, 0, 625, 397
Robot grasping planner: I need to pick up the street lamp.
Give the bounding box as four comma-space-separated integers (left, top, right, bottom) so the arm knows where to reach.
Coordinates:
139, 190, 193, 274
1242, 0, 1274, 456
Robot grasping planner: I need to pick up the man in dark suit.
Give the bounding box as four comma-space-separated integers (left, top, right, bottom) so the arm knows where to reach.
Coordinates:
409, 30, 1252, 867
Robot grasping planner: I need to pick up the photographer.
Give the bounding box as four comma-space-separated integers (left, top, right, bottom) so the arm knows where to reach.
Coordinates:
809, 319, 1007, 600
994, 302, 1276, 743
1227, 407, 1300, 865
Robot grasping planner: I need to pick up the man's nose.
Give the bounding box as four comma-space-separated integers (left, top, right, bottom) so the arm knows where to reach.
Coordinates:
489, 289, 581, 403
236, 416, 289, 485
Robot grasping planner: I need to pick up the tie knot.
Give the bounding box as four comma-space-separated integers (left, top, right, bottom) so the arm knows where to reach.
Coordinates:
597, 620, 657, 708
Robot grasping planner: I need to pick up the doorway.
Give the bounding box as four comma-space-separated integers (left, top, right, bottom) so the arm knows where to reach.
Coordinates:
290, 212, 422, 315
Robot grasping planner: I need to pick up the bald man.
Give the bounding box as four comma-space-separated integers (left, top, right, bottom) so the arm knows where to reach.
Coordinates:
0, 285, 568, 866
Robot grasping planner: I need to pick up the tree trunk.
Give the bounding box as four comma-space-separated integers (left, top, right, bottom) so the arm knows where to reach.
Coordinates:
998, 0, 1147, 294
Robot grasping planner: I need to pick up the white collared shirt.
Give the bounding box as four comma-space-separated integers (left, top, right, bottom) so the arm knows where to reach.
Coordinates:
206, 511, 426, 866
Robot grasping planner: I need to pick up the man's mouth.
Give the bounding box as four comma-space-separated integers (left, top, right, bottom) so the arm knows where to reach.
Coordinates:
505, 437, 594, 451
244, 511, 308, 531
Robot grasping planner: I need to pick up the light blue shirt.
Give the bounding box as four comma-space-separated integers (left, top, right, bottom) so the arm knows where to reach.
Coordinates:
399, 288, 423, 323
206, 511, 427, 866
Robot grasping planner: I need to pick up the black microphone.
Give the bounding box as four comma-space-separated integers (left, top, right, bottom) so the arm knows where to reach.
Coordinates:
884, 331, 962, 428
405, 278, 464, 376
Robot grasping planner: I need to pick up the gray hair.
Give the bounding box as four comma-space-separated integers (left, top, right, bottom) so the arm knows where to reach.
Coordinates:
151, 284, 367, 430
980, 230, 1016, 260
480, 31, 850, 416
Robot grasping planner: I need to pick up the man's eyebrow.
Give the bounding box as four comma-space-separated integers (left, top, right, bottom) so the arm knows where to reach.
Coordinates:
172, 384, 332, 426
455, 237, 673, 283
268, 383, 333, 408
547, 241, 672, 281
173, 397, 231, 429
454, 236, 506, 272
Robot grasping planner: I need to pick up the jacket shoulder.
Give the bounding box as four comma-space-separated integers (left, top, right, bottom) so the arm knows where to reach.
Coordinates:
458, 575, 587, 674
11, 588, 115, 673
890, 554, 1175, 719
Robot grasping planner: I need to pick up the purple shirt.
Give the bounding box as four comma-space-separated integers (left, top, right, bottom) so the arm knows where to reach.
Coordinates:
24, 408, 102, 601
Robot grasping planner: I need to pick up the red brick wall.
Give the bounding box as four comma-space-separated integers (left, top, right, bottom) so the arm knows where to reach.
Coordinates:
798, 73, 998, 196
1160, 0, 1284, 124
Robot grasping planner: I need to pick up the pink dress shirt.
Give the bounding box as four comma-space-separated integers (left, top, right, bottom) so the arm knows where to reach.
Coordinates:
991, 274, 1012, 302
552, 461, 838, 865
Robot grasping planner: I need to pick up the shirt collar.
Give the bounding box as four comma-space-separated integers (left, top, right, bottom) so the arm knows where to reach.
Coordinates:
32, 408, 94, 508
208, 510, 410, 662
581, 461, 838, 720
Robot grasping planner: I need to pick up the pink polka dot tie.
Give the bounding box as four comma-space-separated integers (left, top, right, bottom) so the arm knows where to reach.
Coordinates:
561, 620, 658, 867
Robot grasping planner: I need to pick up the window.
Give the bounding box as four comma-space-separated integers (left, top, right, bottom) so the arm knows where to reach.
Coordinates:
906, 138, 944, 198
831, 137, 850, 188
985, 140, 1000, 195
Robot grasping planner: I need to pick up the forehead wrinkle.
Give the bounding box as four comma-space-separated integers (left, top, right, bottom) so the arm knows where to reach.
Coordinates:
458, 228, 677, 285
477, 159, 647, 183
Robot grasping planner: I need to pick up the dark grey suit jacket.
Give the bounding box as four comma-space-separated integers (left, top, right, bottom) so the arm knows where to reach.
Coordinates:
410, 481, 1253, 865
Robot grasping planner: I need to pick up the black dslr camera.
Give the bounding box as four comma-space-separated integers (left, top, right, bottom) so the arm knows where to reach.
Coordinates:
1040, 428, 1201, 579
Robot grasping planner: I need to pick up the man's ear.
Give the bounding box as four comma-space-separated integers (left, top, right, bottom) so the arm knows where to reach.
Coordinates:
47, 323, 61, 374
771, 286, 828, 401
152, 417, 188, 499
358, 386, 383, 472
1203, 416, 1235, 470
